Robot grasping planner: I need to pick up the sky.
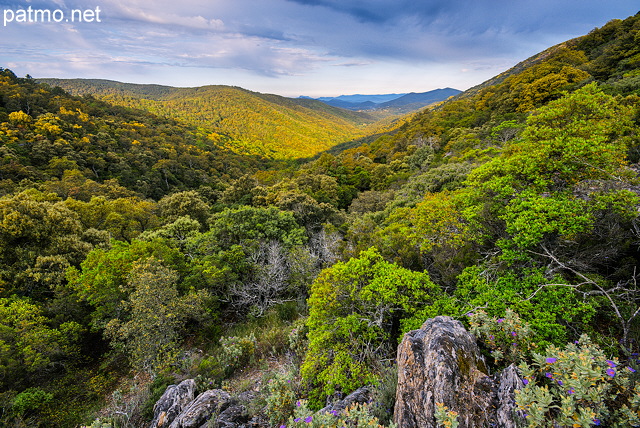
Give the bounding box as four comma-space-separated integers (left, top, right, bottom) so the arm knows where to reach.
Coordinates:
0, 1, 638, 97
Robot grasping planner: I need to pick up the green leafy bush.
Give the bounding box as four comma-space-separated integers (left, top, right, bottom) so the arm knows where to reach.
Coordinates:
301, 247, 455, 407
370, 364, 398, 426
219, 333, 257, 376
12, 387, 53, 416
265, 371, 298, 426
285, 400, 394, 428
517, 335, 640, 427
288, 318, 309, 364
468, 309, 537, 366
456, 266, 596, 348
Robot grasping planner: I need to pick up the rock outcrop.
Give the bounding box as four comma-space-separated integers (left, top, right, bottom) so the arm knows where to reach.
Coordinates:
168, 389, 231, 428
217, 403, 249, 428
394, 316, 525, 428
394, 316, 493, 428
320, 386, 372, 414
495, 364, 525, 428
150, 317, 527, 428
150, 379, 196, 428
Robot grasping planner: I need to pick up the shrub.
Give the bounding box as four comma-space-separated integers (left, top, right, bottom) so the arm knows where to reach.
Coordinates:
12, 387, 53, 416
371, 364, 398, 426
265, 371, 298, 426
468, 309, 537, 366
219, 333, 257, 376
516, 335, 640, 427
288, 318, 309, 364
194, 354, 226, 390
302, 247, 454, 407
285, 400, 394, 428
141, 375, 173, 421
456, 266, 596, 349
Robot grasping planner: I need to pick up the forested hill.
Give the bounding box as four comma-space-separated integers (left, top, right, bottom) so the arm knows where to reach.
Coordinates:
38, 79, 380, 159
0, 70, 270, 199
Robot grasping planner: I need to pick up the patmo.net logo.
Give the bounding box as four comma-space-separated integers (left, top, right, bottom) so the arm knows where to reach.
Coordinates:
3, 6, 102, 26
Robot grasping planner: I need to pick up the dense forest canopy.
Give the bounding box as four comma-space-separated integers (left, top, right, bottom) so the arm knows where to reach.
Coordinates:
0, 11, 640, 428
36, 79, 389, 160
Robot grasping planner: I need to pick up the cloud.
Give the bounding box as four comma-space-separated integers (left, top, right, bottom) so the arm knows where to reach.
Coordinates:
1, 0, 638, 95
107, 1, 225, 31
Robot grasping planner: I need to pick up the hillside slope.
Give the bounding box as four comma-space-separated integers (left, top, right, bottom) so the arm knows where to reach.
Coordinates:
38, 79, 379, 159
0, 70, 266, 200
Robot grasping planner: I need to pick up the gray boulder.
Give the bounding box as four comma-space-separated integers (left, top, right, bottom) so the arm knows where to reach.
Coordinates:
495, 364, 526, 428
150, 379, 196, 428
393, 316, 528, 428
394, 316, 493, 428
168, 389, 231, 428
321, 386, 371, 414
216, 403, 249, 428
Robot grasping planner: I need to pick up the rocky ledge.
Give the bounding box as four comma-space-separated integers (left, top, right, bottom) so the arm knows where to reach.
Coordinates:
394, 316, 525, 428
149, 316, 526, 428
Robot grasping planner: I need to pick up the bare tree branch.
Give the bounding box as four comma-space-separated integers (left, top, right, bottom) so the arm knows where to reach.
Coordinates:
529, 246, 640, 349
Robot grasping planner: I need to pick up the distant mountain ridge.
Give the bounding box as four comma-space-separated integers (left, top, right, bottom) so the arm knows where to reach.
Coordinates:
306, 88, 461, 112
317, 93, 407, 103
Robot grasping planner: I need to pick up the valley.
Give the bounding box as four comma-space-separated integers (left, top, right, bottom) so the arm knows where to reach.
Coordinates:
1, 11, 639, 428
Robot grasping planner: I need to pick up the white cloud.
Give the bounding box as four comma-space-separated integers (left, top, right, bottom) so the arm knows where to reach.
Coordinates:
1, 0, 639, 95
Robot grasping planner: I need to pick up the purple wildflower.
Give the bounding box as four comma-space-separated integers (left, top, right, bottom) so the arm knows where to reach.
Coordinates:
330, 410, 339, 416
304, 416, 313, 423
294, 418, 301, 423
280, 425, 287, 428
546, 357, 557, 364
627, 366, 637, 373
296, 401, 301, 407
545, 372, 553, 379
606, 359, 617, 368
606, 368, 616, 378
466, 312, 474, 317
593, 419, 601, 426
497, 318, 505, 323
557, 380, 563, 386
522, 378, 529, 385
511, 331, 517, 337
568, 388, 575, 394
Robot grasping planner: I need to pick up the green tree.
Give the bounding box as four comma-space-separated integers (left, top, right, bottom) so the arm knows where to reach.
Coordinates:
206, 205, 306, 250
469, 83, 633, 196
157, 190, 211, 226
301, 247, 454, 407
467, 83, 638, 261
187, 206, 309, 316
139, 215, 201, 251
0, 189, 94, 299
0, 297, 82, 390
65, 196, 159, 242
67, 239, 187, 331
104, 258, 207, 373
